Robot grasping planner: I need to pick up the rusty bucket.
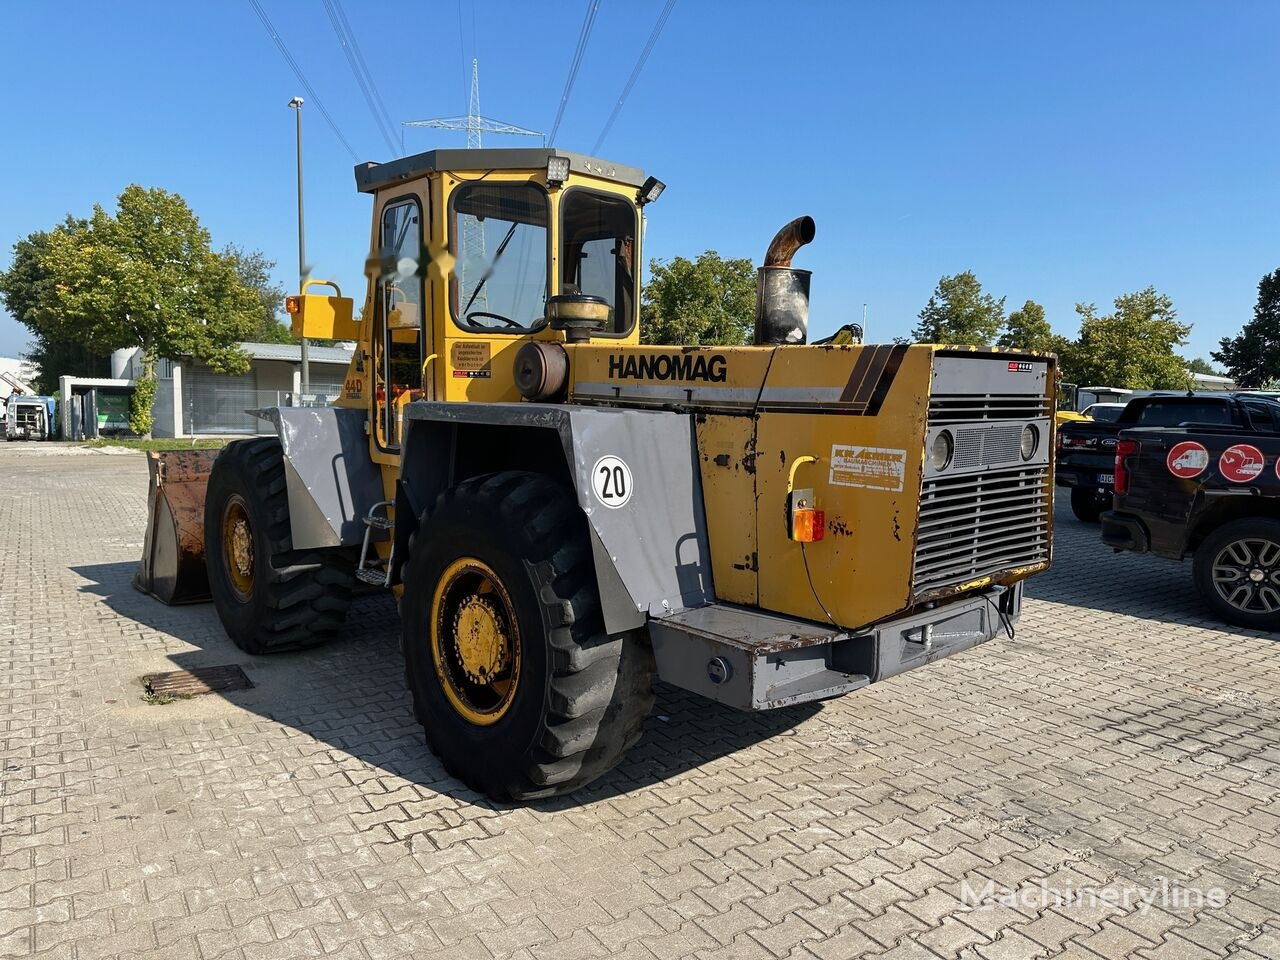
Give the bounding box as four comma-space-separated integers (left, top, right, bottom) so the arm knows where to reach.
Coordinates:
134, 449, 219, 604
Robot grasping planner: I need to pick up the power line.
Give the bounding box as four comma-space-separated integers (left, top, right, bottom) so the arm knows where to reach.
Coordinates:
592, 0, 677, 154
320, 0, 399, 154
246, 0, 360, 161
330, 0, 401, 151
548, 0, 601, 146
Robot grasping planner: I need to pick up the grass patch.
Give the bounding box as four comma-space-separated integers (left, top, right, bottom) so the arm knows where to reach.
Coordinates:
85, 437, 229, 451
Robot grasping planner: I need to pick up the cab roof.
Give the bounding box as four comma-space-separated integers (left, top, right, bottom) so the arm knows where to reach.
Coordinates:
354, 148, 647, 194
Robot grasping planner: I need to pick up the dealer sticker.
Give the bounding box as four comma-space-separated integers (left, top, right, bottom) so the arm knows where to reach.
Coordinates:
1166, 441, 1209, 479
829, 445, 906, 492
1219, 444, 1265, 484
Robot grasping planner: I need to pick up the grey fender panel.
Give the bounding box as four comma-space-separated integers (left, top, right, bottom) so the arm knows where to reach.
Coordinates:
400, 401, 715, 634
251, 406, 384, 549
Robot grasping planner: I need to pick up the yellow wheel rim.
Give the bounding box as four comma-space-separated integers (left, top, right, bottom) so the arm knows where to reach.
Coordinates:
430, 557, 522, 726
221, 495, 254, 602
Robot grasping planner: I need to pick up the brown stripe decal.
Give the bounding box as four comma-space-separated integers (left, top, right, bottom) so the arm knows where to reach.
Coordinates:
852, 346, 892, 407
863, 344, 908, 415
838, 345, 880, 403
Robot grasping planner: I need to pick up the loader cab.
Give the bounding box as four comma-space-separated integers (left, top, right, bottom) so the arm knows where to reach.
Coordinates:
352, 148, 650, 460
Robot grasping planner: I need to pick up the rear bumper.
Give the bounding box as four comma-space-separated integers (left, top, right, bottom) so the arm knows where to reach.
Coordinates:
1100, 510, 1149, 553
648, 583, 1022, 711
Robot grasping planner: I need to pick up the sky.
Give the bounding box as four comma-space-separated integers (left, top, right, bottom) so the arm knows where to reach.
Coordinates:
1, 1, 1277, 363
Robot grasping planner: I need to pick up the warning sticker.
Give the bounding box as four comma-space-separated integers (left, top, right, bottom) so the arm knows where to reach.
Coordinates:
450, 341, 491, 374
1219, 444, 1265, 484
829, 445, 906, 492
1166, 441, 1209, 479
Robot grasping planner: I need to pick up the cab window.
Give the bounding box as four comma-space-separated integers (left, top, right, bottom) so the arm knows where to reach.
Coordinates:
449, 182, 549, 333
1136, 401, 1232, 426
560, 190, 637, 335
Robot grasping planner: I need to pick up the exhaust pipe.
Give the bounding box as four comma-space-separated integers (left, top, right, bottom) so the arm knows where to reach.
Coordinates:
755, 216, 816, 345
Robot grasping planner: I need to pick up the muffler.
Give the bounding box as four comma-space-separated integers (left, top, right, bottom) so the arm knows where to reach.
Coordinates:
134, 449, 218, 604
755, 215, 816, 345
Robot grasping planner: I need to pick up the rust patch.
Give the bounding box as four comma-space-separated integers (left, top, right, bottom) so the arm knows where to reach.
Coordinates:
714, 453, 731, 467
742, 434, 758, 474
144, 665, 252, 699
827, 516, 853, 538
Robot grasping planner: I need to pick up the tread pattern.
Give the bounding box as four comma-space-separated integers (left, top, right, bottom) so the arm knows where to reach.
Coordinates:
209, 438, 356, 653
404, 471, 655, 800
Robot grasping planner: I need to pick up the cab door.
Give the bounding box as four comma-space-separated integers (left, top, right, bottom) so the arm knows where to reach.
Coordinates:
371, 189, 431, 455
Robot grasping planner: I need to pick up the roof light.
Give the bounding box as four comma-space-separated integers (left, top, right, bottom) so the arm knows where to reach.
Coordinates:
638, 175, 665, 206
546, 155, 570, 187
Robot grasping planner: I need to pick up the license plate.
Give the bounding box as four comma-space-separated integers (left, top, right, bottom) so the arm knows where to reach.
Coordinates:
1097, 473, 1114, 484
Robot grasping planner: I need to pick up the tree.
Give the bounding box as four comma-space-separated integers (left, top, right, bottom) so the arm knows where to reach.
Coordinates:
912, 271, 1005, 345
0, 219, 110, 392
1185, 357, 1224, 377
224, 244, 292, 344
1069, 287, 1192, 390
3, 185, 263, 435
640, 251, 756, 346
1212, 269, 1280, 387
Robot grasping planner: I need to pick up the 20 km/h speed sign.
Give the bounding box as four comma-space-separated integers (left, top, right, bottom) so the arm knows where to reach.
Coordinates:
591, 455, 633, 508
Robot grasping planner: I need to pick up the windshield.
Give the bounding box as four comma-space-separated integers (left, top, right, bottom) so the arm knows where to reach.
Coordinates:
561, 190, 638, 335
450, 182, 549, 333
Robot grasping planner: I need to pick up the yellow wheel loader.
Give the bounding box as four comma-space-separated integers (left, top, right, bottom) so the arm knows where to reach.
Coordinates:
137, 148, 1055, 800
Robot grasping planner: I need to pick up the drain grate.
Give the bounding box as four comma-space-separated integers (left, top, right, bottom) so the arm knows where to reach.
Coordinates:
144, 664, 252, 698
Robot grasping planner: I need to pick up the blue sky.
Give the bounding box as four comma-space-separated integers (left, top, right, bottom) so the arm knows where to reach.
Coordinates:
1, 1, 1276, 362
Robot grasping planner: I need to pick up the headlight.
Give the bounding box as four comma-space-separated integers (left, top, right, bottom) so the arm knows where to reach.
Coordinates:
1021, 424, 1039, 460
930, 431, 953, 471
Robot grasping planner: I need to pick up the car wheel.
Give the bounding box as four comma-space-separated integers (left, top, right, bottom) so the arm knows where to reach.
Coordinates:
1193, 518, 1280, 630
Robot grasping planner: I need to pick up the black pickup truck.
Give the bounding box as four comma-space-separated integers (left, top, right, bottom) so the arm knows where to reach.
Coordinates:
1057, 393, 1280, 522
1100, 403, 1280, 629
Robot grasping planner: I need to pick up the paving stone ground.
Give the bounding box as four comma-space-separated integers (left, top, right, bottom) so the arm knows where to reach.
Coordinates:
1, 442, 1277, 960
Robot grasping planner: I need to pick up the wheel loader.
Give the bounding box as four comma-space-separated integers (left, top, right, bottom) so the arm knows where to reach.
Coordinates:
137, 147, 1056, 800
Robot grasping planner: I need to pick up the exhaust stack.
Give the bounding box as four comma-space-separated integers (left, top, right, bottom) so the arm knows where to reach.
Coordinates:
755, 216, 816, 345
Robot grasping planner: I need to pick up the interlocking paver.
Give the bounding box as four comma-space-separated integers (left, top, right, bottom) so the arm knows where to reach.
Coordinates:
2, 441, 1279, 959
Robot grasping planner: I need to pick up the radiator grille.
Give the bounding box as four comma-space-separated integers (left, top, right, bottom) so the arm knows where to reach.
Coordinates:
913, 464, 1051, 592
929, 393, 1051, 424
952, 424, 1023, 469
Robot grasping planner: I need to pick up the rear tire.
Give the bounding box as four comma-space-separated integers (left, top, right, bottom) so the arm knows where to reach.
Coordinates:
1070, 486, 1107, 523
400, 471, 655, 801
1193, 518, 1280, 631
205, 437, 356, 654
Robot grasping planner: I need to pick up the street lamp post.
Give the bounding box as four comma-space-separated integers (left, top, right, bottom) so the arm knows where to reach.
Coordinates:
288, 96, 309, 401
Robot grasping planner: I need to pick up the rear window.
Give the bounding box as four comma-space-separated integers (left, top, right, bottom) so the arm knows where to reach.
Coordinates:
1135, 401, 1231, 426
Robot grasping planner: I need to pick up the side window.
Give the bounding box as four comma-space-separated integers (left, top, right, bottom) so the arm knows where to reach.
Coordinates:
1243, 401, 1280, 432
560, 190, 638, 335
450, 182, 549, 333
374, 199, 424, 448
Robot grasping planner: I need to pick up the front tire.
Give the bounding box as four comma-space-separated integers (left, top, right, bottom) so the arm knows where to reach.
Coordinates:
401, 471, 655, 801
204, 437, 356, 654
1070, 486, 1107, 523
1193, 518, 1280, 630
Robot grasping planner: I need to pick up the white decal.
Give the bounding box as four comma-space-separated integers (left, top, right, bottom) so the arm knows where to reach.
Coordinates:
591, 455, 633, 508
829, 445, 906, 492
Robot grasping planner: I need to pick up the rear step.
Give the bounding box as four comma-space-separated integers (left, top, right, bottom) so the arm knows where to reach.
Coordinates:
355, 500, 394, 588
648, 604, 870, 710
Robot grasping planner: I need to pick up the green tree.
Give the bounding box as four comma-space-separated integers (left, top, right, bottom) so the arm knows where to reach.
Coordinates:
912, 271, 1005, 345
6, 185, 262, 435
224, 244, 292, 344
1212, 269, 1280, 387
998, 299, 1049, 349
0, 219, 111, 392
640, 251, 756, 346
1070, 287, 1192, 390
1185, 357, 1224, 377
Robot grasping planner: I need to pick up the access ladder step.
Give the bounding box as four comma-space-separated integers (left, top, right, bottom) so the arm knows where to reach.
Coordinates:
364, 516, 394, 531
355, 567, 388, 586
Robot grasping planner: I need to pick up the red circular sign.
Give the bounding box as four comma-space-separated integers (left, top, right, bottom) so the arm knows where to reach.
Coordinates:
1167, 441, 1209, 479
1219, 444, 1266, 484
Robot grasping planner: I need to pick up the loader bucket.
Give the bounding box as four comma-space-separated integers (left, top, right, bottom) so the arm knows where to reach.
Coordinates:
134, 449, 219, 604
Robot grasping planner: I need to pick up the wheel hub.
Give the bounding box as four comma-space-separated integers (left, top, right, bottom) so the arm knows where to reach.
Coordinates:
1249, 568, 1266, 583
229, 519, 253, 579
452, 595, 509, 684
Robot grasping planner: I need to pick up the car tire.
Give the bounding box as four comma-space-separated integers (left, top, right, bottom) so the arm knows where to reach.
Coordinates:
1193, 517, 1280, 631
1070, 487, 1107, 523
400, 471, 655, 801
